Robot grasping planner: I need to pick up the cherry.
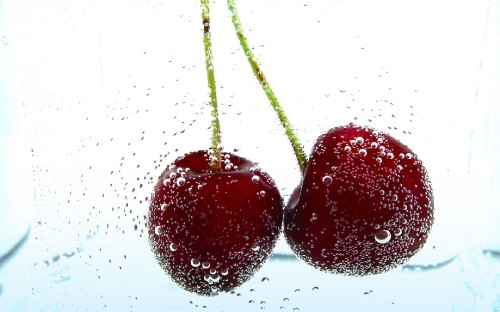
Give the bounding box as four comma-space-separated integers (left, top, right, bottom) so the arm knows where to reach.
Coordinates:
284, 124, 434, 276
148, 150, 283, 296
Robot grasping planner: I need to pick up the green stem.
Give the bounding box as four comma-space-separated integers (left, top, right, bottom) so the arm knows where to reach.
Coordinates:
201, 0, 222, 172
226, 0, 307, 174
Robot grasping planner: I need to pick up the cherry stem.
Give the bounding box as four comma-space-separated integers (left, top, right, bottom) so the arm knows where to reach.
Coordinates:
201, 0, 222, 172
226, 0, 307, 174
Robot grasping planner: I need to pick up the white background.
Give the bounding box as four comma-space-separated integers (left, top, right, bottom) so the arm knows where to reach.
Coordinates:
1, 0, 499, 311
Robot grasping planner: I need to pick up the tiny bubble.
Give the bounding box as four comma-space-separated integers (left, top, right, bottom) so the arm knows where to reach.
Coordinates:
154, 226, 163, 235
176, 177, 186, 187
322, 175, 333, 186
191, 258, 200, 267
375, 229, 391, 244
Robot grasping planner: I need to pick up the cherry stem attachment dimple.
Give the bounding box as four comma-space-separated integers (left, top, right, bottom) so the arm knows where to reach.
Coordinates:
200, 0, 222, 172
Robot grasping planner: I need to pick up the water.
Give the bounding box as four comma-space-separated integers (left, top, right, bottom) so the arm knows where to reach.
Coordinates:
1, 0, 499, 311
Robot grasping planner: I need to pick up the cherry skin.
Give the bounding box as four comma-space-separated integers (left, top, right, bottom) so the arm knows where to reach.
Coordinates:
148, 150, 284, 296
284, 124, 434, 276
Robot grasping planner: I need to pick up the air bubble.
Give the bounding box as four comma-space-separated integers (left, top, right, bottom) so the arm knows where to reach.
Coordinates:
169, 172, 177, 179
210, 268, 217, 275
259, 190, 266, 197
406, 153, 413, 159
322, 175, 333, 186
154, 226, 164, 235
176, 177, 186, 187
386, 152, 394, 159
221, 268, 229, 276
169, 243, 178, 251
359, 149, 367, 157
191, 258, 200, 267
394, 228, 402, 236
251, 243, 260, 251
391, 194, 398, 202
344, 146, 352, 153
202, 261, 210, 269
375, 229, 391, 244
376, 157, 382, 164
251, 175, 260, 184
163, 179, 169, 186
311, 213, 318, 221
355, 137, 364, 145
370, 142, 379, 149
160, 203, 168, 211
397, 165, 403, 171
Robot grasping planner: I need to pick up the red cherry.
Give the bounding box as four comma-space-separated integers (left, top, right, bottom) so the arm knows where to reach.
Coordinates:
284, 124, 434, 276
148, 150, 283, 296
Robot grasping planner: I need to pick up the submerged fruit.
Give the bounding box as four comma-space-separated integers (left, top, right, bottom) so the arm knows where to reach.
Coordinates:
148, 150, 283, 295
285, 124, 434, 276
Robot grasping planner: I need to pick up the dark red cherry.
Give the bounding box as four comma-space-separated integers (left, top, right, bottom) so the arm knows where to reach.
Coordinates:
285, 124, 434, 276
148, 150, 283, 296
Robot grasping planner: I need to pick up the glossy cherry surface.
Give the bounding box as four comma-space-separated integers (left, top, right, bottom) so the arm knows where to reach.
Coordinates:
148, 150, 283, 295
285, 124, 434, 276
